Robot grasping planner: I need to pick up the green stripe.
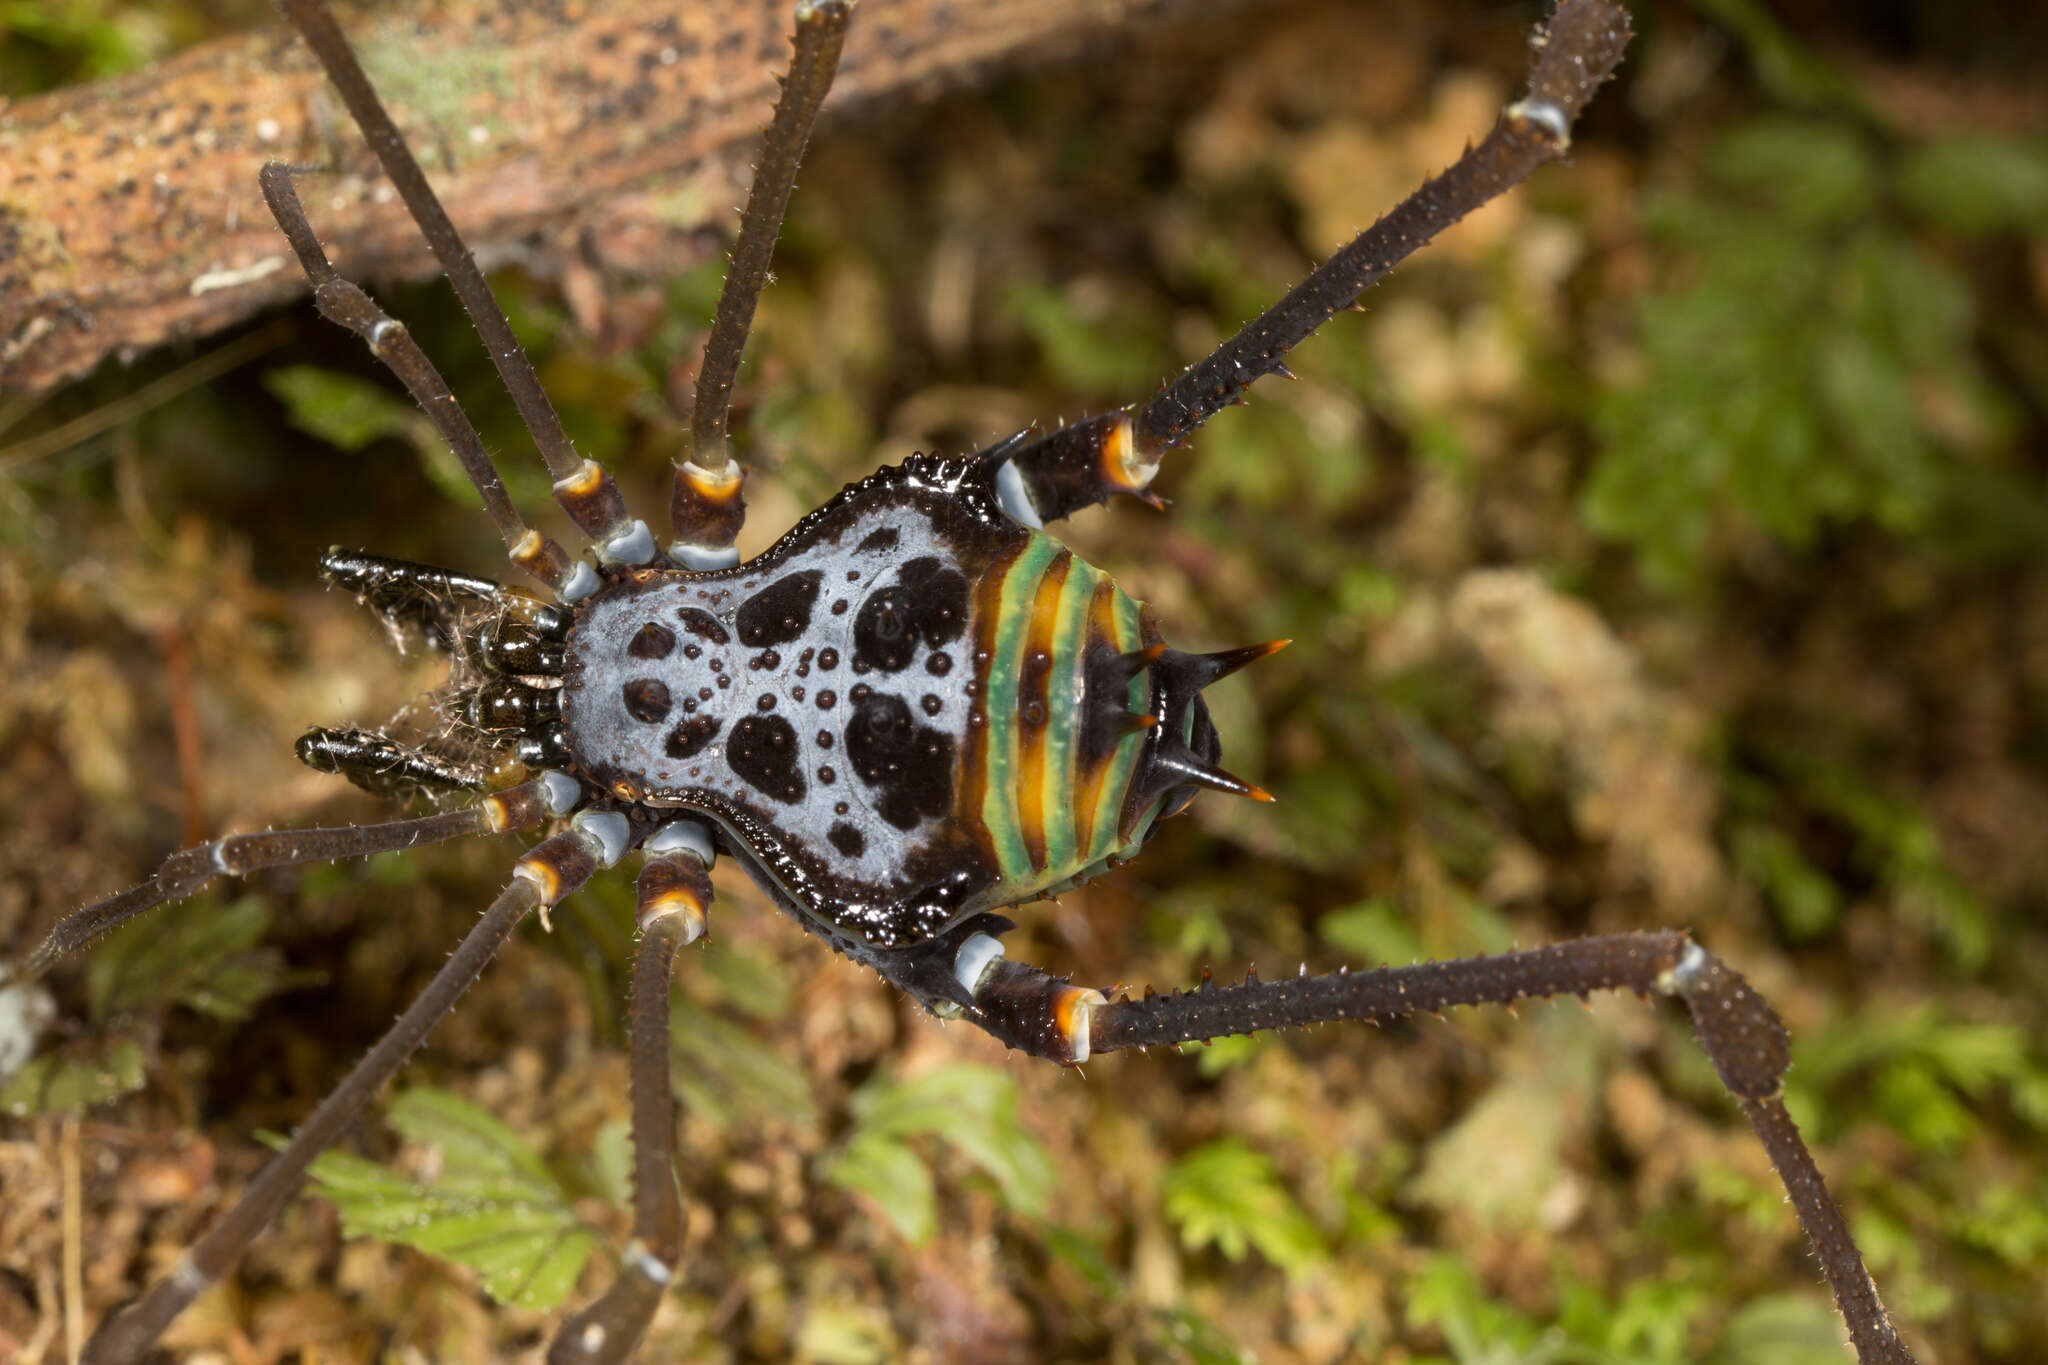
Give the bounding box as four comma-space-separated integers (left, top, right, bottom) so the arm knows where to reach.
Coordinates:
980, 532, 1061, 883
1039, 558, 1098, 875
1089, 588, 1150, 859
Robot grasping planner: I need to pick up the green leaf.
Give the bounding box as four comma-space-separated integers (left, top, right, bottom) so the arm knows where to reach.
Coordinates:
302, 1087, 594, 1310
1731, 823, 1842, 940
1709, 1292, 1860, 1365
1403, 1254, 1555, 1364
0, 1037, 144, 1117
1708, 119, 1874, 227
1686, 0, 1868, 112
1951, 1181, 2048, 1269
265, 364, 505, 511
699, 944, 795, 1020
820, 1063, 1055, 1245
1160, 1137, 1324, 1276
1003, 281, 1171, 399
1873, 1059, 1977, 1154
1899, 135, 2048, 235
1146, 1307, 1255, 1365
821, 1129, 936, 1243
265, 365, 431, 453
86, 894, 300, 1024
1319, 898, 1425, 968
668, 995, 820, 1131
587, 1118, 634, 1209
1043, 1226, 1121, 1297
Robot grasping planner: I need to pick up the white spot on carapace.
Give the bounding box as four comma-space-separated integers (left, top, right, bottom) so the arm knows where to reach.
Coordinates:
255, 117, 282, 142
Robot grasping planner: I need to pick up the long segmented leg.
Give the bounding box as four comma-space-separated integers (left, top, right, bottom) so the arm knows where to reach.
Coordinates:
258, 163, 579, 595
276, 0, 655, 579
78, 808, 633, 1365
669, 0, 853, 569
18, 775, 574, 981
925, 929, 1917, 1365
982, 0, 1632, 529
548, 821, 715, 1365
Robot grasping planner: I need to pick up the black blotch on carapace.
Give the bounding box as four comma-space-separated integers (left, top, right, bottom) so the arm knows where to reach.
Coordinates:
856, 526, 900, 554
851, 557, 970, 674
627, 622, 676, 660
844, 692, 954, 830
828, 822, 866, 857
622, 678, 672, 724
665, 714, 722, 759
677, 606, 729, 646
736, 570, 824, 648
729, 713, 805, 803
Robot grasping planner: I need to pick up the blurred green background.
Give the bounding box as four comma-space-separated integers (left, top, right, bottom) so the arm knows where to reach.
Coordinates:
3, 0, 2045, 1361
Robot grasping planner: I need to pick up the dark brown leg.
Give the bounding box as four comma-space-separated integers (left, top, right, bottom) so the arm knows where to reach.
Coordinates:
985, 0, 1632, 526
549, 826, 714, 1364
19, 775, 572, 980
81, 818, 621, 1365
276, 0, 651, 570
258, 163, 578, 595
668, 0, 851, 568
949, 931, 1916, 1365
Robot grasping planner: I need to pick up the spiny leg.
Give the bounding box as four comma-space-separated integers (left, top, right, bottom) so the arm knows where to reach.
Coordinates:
939, 930, 1916, 1365
548, 822, 715, 1365
259, 164, 579, 594
80, 811, 630, 1365
669, 0, 852, 568
17, 774, 575, 981
984, 0, 1632, 525
277, 0, 654, 573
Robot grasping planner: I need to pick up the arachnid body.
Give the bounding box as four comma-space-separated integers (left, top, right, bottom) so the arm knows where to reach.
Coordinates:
14, 0, 2033, 1360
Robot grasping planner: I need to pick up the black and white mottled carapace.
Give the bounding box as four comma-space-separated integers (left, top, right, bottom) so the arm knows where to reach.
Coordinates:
562, 452, 1266, 949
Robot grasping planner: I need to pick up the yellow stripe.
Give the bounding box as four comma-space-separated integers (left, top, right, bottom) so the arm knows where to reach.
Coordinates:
979, 532, 1061, 882
1015, 552, 1072, 872
1040, 557, 1099, 875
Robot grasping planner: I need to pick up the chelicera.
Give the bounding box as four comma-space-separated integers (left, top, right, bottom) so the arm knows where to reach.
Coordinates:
12, 1, 1925, 1362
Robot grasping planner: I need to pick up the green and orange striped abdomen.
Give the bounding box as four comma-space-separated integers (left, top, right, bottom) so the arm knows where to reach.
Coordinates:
961, 529, 1165, 907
